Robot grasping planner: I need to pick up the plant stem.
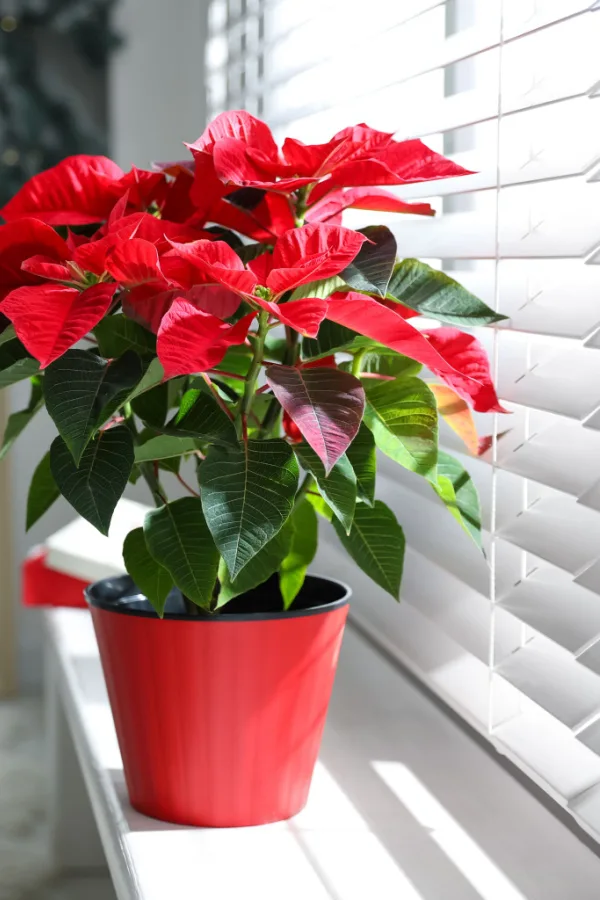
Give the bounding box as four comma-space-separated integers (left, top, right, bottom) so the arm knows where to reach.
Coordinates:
238, 309, 270, 433
351, 348, 367, 378
201, 373, 235, 421
294, 473, 314, 509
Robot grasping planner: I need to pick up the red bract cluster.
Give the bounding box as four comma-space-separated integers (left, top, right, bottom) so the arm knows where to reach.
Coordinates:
0, 110, 502, 413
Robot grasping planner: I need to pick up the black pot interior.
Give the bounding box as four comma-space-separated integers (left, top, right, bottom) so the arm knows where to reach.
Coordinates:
86, 573, 349, 620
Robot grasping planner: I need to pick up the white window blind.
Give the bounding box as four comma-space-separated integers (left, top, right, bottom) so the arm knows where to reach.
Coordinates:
206, 0, 600, 841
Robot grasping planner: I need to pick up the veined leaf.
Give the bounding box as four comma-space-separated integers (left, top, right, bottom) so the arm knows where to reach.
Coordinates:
266, 364, 364, 474
165, 387, 237, 444
433, 451, 483, 550
290, 275, 345, 301
0, 326, 16, 348
50, 426, 134, 535
199, 439, 299, 579
131, 382, 169, 428
122, 527, 173, 617
294, 443, 356, 534
341, 225, 397, 297
217, 522, 293, 607
306, 491, 334, 521
301, 321, 374, 360
0, 339, 39, 388
388, 259, 506, 326
0, 376, 44, 461
45, 350, 143, 464
333, 500, 405, 599
26, 451, 60, 531
134, 434, 201, 463
94, 315, 156, 358
144, 497, 219, 610
356, 350, 422, 379
346, 423, 376, 506
363, 376, 438, 481
280, 500, 318, 608
127, 358, 164, 400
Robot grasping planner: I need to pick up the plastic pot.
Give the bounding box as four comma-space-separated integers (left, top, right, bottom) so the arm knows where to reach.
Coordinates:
86, 573, 350, 827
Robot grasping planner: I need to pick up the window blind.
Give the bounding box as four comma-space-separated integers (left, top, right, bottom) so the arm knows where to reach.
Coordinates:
206, 0, 600, 841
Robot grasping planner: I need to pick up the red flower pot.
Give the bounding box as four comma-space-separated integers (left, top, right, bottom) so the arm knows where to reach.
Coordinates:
86, 574, 349, 827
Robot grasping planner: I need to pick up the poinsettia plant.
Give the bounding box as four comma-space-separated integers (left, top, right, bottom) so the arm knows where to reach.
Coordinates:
0, 111, 506, 614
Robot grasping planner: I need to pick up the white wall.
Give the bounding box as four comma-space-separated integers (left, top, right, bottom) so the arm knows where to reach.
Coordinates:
109, 0, 210, 167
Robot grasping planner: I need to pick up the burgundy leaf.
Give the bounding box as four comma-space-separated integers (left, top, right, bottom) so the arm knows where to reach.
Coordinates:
266, 364, 365, 473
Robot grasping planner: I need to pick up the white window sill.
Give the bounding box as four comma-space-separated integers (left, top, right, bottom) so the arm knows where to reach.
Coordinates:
45, 607, 600, 900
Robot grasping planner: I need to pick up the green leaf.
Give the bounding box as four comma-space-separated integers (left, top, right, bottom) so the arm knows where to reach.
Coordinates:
433, 451, 483, 550
0, 326, 16, 348
280, 500, 318, 609
199, 439, 299, 579
346, 424, 376, 506
165, 387, 237, 444
342, 226, 397, 297
356, 350, 422, 379
0, 340, 39, 388
217, 523, 293, 607
0, 377, 44, 461
94, 315, 156, 358
290, 275, 345, 301
306, 491, 333, 521
122, 527, 173, 617
333, 500, 405, 599
301, 321, 374, 360
388, 259, 507, 326
135, 435, 200, 463
131, 382, 169, 428
144, 497, 219, 609
363, 376, 438, 481
294, 443, 356, 534
45, 350, 143, 464
50, 426, 134, 535
127, 358, 165, 401
26, 451, 60, 531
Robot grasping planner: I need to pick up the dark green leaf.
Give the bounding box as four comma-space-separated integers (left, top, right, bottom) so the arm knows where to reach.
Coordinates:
280, 500, 318, 608
26, 451, 60, 531
346, 424, 376, 506
302, 321, 374, 360
0, 340, 39, 388
0, 377, 44, 461
131, 382, 169, 428
294, 443, 356, 534
199, 439, 299, 579
127, 358, 164, 400
333, 500, 405, 599
363, 376, 438, 481
135, 435, 200, 463
217, 522, 293, 607
342, 226, 397, 297
94, 315, 156, 358
433, 451, 483, 550
388, 259, 507, 326
45, 350, 143, 464
0, 325, 16, 348
144, 497, 219, 609
50, 426, 134, 535
165, 387, 237, 444
122, 527, 173, 617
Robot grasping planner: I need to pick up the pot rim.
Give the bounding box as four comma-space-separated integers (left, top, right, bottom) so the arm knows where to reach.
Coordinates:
85, 572, 351, 622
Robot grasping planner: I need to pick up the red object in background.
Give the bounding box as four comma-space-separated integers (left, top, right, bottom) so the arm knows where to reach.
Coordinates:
22, 547, 89, 608
89, 589, 349, 827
